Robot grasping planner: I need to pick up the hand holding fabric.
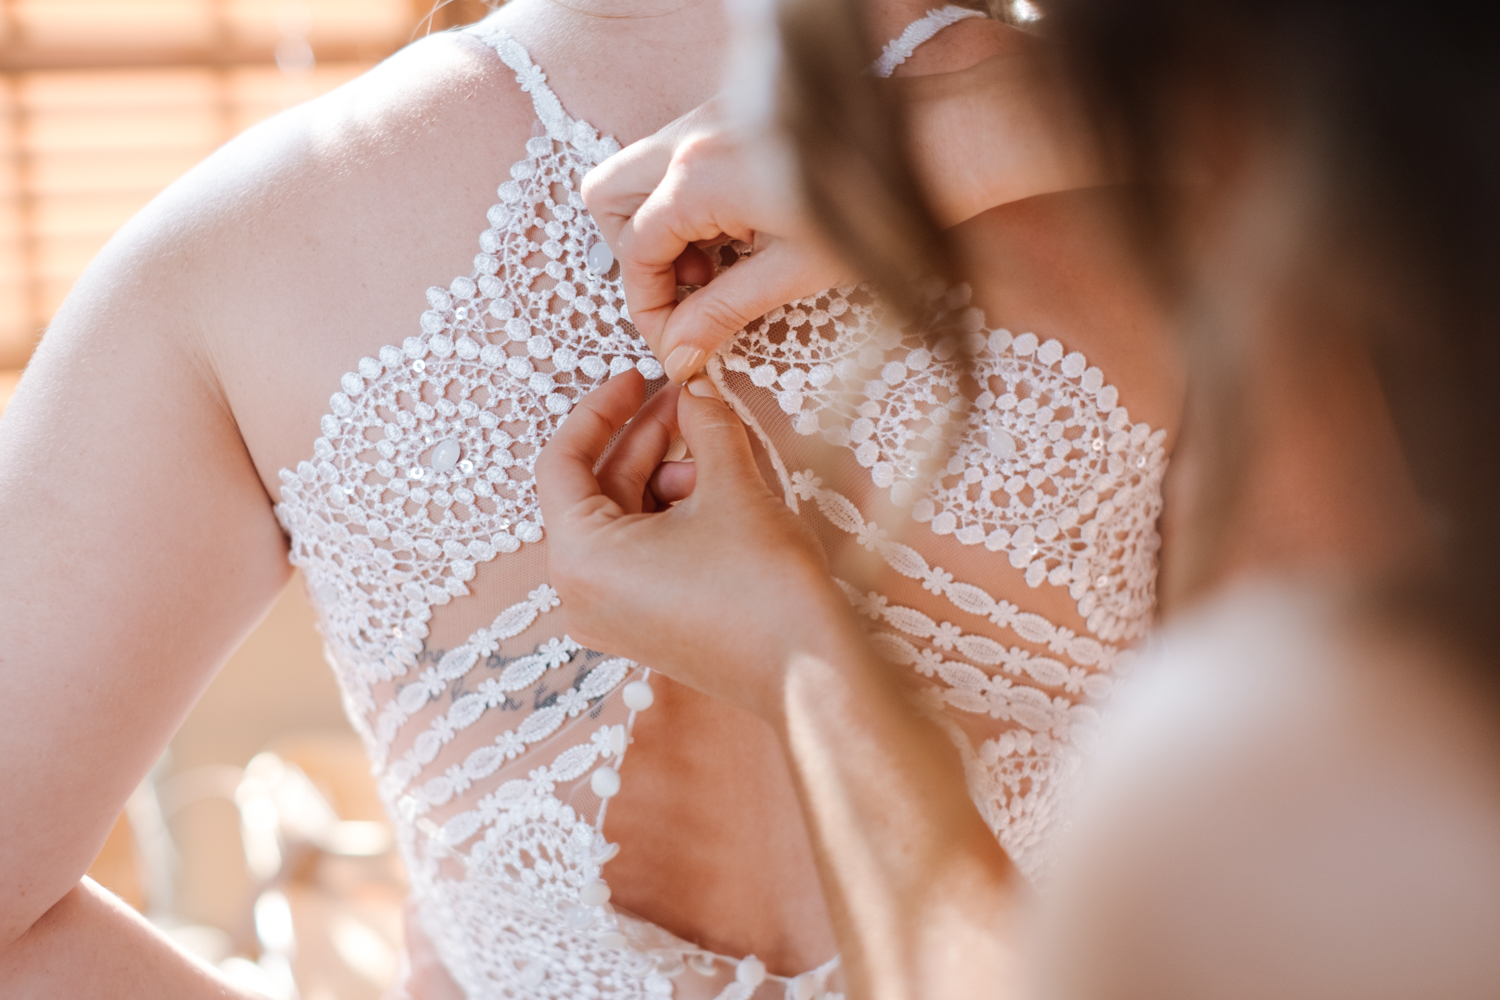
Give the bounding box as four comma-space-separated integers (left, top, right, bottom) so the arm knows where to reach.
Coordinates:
535, 371, 859, 723
537, 374, 1024, 1000
581, 38, 1103, 385
582, 98, 853, 384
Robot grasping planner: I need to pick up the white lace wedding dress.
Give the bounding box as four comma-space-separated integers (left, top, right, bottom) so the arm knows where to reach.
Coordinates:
273, 9, 1167, 999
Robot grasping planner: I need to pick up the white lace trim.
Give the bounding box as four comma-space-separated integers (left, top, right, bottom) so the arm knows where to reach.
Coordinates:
470, 22, 623, 166
870, 5, 988, 78
369, 586, 562, 764
799, 473, 1127, 876
790, 470, 1124, 667
381, 642, 624, 809
411, 689, 846, 997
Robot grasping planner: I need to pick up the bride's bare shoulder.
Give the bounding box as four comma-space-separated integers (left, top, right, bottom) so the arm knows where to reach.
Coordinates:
76, 24, 536, 342
88, 22, 543, 490
27, 24, 538, 476
139, 0, 728, 296
110, 25, 530, 267
70, 0, 726, 493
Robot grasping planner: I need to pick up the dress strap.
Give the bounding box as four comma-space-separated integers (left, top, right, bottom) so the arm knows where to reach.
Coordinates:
870, 5, 988, 78
464, 16, 621, 164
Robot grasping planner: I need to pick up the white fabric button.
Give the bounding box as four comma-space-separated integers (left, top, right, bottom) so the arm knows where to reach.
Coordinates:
736, 955, 766, 986
430, 439, 461, 473
591, 766, 621, 798
587, 240, 615, 275
792, 972, 821, 1000
622, 680, 654, 711
987, 427, 1017, 458
580, 880, 612, 906
519, 960, 547, 987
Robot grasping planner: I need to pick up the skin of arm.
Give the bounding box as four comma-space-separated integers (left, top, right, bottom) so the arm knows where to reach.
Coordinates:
0, 879, 258, 999
0, 150, 291, 994
781, 651, 1023, 1000
0, 23, 529, 991
536, 373, 1023, 1000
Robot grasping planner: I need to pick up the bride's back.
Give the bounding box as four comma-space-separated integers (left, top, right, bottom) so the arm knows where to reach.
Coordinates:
165, 1, 857, 990
0, 2, 1179, 997
193, 1, 852, 988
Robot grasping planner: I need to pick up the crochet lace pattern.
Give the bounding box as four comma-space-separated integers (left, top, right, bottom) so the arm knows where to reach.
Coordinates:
273, 15, 1166, 1000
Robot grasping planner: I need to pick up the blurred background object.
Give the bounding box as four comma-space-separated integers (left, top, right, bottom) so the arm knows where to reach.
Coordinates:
1, 1, 493, 996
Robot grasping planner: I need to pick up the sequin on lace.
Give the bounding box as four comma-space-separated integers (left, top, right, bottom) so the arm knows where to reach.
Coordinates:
271, 15, 1166, 999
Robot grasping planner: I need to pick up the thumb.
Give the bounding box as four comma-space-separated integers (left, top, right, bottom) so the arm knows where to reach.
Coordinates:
674, 380, 767, 495
659, 240, 852, 382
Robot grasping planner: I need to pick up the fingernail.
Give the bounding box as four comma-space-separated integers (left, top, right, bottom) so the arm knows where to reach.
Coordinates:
663, 435, 690, 462
664, 345, 706, 382
685, 375, 722, 400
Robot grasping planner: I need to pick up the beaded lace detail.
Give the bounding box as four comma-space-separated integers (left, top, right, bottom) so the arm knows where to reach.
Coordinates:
272, 13, 1165, 999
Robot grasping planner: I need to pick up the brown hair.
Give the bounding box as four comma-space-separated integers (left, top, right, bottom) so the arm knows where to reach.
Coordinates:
776, 0, 1500, 678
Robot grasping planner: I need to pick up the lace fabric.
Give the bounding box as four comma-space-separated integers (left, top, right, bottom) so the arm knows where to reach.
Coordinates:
272, 13, 1166, 999
870, 5, 987, 78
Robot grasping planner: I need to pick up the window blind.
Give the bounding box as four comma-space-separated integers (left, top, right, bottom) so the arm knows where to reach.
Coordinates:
0, 0, 491, 371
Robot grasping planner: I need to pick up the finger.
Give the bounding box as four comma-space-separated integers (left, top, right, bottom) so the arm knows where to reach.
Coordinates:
583, 101, 714, 247
582, 131, 678, 248
648, 460, 698, 506
596, 382, 683, 515
613, 140, 757, 352
535, 371, 647, 526
656, 241, 856, 382
675, 379, 768, 497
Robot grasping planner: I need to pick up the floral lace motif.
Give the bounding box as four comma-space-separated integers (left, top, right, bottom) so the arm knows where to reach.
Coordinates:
720, 287, 1167, 642
408, 714, 675, 997
274, 39, 651, 708
271, 14, 1165, 998
791, 472, 1133, 873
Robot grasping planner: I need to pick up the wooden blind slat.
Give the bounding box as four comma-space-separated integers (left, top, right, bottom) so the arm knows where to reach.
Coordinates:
0, 0, 464, 368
